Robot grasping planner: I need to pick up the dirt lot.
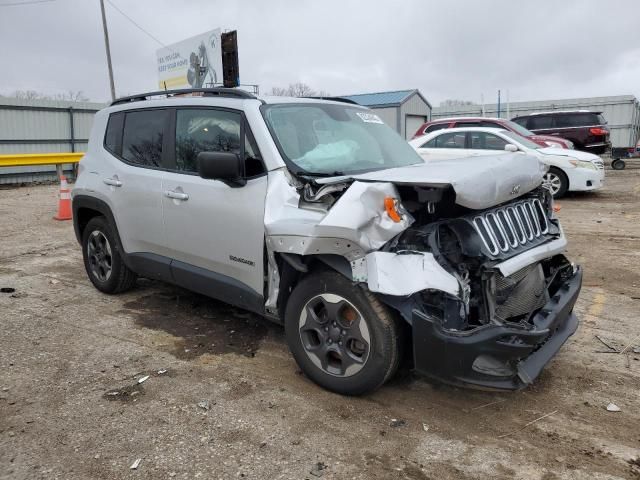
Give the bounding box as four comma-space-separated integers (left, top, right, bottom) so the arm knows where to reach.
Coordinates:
1, 168, 639, 480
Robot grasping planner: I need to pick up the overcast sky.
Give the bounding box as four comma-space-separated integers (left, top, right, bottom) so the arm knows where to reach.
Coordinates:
1, 0, 638, 105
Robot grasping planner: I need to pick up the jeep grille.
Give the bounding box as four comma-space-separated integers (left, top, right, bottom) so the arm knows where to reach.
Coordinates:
472, 198, 549, 255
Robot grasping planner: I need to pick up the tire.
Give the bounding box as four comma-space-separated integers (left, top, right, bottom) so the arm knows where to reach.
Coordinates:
284, 270, 402, 395
82, 216, 137, 294
543, 167, 569, 198
611, 159, 626, 170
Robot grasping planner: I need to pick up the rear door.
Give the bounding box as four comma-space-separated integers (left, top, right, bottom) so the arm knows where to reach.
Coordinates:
160, 107, 268, 309
100, 108, 170, 264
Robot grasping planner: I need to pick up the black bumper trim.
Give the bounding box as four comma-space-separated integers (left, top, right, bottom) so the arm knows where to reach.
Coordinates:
412, 266, 582, 390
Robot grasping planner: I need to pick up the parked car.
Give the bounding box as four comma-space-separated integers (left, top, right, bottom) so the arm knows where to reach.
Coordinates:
409, 127, 605, 198
72, 88, 582, 395
412, 116, 574, 149
512, 110, 610, 154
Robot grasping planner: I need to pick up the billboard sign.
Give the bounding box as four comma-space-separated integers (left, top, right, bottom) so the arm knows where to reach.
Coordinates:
156, 28, 223, 90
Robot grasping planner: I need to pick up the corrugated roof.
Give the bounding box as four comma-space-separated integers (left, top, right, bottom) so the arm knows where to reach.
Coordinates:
342, 89, 416, 107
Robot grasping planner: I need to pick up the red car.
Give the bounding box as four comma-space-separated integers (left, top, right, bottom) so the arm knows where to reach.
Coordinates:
412, 117, 574, 149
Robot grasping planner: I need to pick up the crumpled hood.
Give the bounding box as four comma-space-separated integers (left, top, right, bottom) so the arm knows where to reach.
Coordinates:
538, 147, 600, 161
317, 153, 545, 210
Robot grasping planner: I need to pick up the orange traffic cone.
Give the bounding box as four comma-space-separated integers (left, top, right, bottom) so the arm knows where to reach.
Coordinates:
54, 175, 72, 221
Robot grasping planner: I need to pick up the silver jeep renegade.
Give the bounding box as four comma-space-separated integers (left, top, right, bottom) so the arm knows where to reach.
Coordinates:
72, 88, 582, 395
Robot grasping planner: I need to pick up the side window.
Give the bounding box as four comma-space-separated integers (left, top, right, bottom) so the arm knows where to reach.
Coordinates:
480, 121, 503, 129
244, 128, 266, 178
122, 110, 169, 167
422, 131, 466, 148
175, 109, 241, 173
528, 115, 553, 130
469, 132, 508, 150
455, 121, 481, 128
424, 123, 449, 134
512, 118, 528, 128
174, 108, 266, 177
104, 112, 124, 155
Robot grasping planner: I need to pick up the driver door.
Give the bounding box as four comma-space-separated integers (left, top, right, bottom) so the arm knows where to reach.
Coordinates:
160, 107, 268, 311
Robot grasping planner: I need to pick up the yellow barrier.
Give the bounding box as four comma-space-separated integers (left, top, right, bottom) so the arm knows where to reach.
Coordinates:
0, 152, 83, 168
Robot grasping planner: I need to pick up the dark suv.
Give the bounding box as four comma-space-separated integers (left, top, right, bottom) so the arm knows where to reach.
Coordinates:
512, 111, 610, 154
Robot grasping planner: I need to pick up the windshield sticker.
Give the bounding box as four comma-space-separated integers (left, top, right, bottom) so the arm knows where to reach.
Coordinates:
356, 112, 384, 124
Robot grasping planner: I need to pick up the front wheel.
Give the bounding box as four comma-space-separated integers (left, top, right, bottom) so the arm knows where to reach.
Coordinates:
284, 270, 402, 395
543, 167, 569, 198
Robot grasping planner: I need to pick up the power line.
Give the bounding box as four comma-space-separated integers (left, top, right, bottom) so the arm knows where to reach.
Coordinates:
105, 0, 172, 51
0, 0, 55, 6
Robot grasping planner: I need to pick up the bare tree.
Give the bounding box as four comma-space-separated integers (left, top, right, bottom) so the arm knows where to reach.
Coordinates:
268, 83, 330, 98
4, 89, 90, 102
439, 99, 475, 107
267, 86, 289, 96
54, 90, 90, 102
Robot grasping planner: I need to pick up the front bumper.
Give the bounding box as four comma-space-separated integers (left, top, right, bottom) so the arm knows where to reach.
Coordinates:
567, 167, 605, 192
412, 266, 582, 390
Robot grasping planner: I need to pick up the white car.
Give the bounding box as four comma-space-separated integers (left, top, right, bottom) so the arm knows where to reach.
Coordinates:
409, 127, 605, 197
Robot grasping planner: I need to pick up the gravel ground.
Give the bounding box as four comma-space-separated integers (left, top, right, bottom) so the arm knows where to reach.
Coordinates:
1, 168, 639, 479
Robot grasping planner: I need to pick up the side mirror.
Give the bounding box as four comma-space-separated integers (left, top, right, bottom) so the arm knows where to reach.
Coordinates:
504, 144, 519, 152
197, 151, 246, 187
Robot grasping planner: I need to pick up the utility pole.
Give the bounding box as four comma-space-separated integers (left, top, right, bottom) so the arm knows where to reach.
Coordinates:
497, 89, 501, 118
99, 0, 116, 101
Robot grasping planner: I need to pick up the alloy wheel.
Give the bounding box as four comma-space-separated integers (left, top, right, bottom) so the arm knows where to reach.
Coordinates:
298, 293, 371, 377
542, 172, 562, 196
87, 230, 113, 282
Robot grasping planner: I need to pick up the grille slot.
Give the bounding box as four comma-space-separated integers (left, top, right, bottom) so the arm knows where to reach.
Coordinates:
473, 198, 550, 255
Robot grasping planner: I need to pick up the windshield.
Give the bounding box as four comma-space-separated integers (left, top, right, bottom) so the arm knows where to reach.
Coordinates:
262, 103, 424, 175
504, 120, 535, 137
501, 130, 544, 149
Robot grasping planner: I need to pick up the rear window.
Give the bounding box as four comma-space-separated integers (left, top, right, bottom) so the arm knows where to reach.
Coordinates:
122, 110, 169, 168
554, 113, 604, 128
424, 123, 449, 134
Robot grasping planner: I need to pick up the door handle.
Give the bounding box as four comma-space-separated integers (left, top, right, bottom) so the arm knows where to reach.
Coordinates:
103, 177, 122, 187
164, 190, 189, 201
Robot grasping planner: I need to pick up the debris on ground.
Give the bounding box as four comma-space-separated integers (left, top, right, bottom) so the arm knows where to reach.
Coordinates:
498, 410, 558, 439
137, 375, 149, 384
594, 335, 618, 352
103, 383, 145, 402
1, 287, 16, 293
130, 458, 141, 470
309, 462, 327, 477
49, 279, 60, 285
197, 400, 212, 411
606, 403, 621, 412
422, 423, 429, 432
157, 369, 167, 375
389, 419, 406, 428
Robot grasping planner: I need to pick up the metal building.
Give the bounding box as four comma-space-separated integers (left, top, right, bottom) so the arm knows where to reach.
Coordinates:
0, 97, 106, 184
432, 95, 640, 149
341, 90, 432, 139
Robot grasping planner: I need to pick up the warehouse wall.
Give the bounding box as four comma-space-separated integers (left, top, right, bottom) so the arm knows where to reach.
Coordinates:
432, 95, 640, 149
400, 93, 431, 138
369, 106, 398, 132
0, 97, 106, 184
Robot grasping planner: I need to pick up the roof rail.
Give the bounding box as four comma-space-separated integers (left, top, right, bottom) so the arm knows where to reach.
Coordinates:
304, 96, 360, 105
110, 88, 259, 106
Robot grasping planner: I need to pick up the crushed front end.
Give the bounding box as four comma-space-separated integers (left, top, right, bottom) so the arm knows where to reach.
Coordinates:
388, 186, 582, 390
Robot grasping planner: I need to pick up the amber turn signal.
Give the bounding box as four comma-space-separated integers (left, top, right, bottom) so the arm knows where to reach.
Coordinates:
384, 197, 402, 223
